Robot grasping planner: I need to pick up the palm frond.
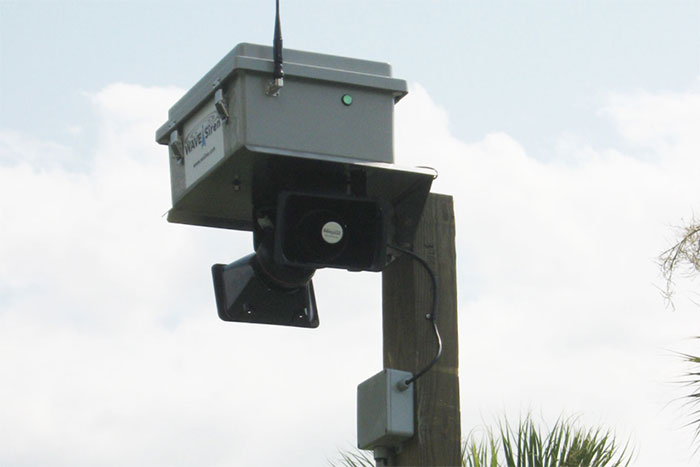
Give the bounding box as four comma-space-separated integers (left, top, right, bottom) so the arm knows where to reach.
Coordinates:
328, 448, 374, 467
331, 414, 632, 467
659, 219, 700, 309
462, 414, 633, 467
675, 343, 700, 454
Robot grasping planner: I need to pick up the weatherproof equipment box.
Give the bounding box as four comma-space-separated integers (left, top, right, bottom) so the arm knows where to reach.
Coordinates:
357, 369, 414, 450
155, 43, 421, 232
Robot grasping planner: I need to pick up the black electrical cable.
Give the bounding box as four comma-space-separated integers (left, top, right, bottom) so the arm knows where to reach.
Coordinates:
388, 245, 442, 386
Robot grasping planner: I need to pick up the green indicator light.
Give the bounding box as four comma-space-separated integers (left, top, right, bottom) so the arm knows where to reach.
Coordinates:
341, 94, 353, 106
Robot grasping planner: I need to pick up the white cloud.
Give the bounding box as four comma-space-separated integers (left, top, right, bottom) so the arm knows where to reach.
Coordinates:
1, 79, 700, 466
602, 89, 700, 152
0, 130, 82, 170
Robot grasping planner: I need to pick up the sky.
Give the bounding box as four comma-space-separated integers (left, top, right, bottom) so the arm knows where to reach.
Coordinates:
1, 1, 700, 466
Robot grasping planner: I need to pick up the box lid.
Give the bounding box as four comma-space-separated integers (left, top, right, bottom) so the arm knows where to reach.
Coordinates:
155, 43, 408, 144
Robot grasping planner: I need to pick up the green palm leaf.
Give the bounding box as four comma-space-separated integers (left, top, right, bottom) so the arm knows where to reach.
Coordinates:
332, 414, 633, 467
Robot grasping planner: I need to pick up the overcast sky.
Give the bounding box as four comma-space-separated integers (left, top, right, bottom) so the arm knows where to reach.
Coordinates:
2, 1, 700, 466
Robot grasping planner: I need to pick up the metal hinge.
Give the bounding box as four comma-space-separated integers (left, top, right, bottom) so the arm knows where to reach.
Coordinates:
215, 88, 229, 122
169, 130, 184, 164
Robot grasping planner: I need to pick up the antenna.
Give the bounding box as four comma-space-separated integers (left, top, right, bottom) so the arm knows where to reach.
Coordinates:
267, 0, 284, 96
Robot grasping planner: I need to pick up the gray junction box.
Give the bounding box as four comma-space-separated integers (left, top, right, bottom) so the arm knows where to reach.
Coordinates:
357, 369, 414, 450
156, 43, 432, 239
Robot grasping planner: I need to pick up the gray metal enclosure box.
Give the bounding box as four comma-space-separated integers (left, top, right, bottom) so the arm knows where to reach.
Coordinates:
357, 369, 414, 450
155, 43, 409, 231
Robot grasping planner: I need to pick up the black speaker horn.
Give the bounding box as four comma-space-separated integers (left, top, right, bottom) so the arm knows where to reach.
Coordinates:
212, 239, 319, 328
274, 192, 388, 272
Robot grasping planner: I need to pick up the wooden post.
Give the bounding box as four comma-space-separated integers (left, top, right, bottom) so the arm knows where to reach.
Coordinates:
382, 193, 461, 466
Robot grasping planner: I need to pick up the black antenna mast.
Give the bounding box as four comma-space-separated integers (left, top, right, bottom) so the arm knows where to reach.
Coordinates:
268, 0, 284, 96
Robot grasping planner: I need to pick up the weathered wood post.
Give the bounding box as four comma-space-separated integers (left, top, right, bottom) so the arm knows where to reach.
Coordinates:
382, 193, 461, 466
